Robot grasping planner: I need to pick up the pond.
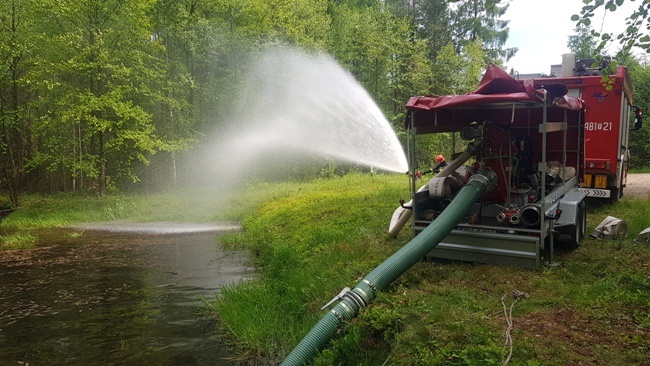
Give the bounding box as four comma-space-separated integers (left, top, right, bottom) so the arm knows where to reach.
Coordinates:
0, 223, 251, 365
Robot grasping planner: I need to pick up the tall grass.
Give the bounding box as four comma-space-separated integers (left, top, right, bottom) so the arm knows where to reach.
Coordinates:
0, 189, 248, 250
629, 167, 650, 174
206, 173, 411, 363
0, 232, 37, 250
206, 174, 649, 365
1, 190, 240, 230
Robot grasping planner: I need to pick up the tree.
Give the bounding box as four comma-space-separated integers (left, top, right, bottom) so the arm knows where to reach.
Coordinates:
568, 25, 599, 60
30, 0, 163, 195
573, 0, 650, 55
448, 0, 517, 62
0, 0, 36, 205
416, 39, 485, 167
0, 0, 523, 194
387, 19, 435, 123
328, 1, 397, 101
148, 0, 219, 188
628, 62, 650, 168
385, 0, 452, 60
431, 39, 485, 95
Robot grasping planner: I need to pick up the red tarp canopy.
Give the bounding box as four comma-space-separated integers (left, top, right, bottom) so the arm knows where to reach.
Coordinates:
405, 65, 585, 113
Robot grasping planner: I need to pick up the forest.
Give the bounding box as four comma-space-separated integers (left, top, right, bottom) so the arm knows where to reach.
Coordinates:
2, 0, 650, 206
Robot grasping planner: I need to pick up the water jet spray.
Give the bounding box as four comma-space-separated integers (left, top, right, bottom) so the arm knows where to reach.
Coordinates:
193, 47, 408, 188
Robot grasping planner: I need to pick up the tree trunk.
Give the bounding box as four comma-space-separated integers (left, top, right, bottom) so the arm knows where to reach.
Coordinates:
99, 130, 106, 196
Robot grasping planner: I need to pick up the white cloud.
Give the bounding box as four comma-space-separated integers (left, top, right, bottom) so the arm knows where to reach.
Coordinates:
503, 0, 637, 74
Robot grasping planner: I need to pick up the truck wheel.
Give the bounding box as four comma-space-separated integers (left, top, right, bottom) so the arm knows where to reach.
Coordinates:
578, 200, 587, 239
609, 187, 620, 203
619, 185, 624, 198
610, 175, 625, 203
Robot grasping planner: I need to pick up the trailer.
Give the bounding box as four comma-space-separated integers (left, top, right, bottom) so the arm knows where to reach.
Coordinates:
521, 55, 643, 201
394, 64, 588, 269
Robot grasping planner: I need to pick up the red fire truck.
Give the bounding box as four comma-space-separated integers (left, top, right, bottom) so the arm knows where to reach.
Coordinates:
524, 55, 643, 201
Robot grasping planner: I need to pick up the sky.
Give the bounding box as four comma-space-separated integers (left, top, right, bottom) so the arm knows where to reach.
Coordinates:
503, 0, 637, 74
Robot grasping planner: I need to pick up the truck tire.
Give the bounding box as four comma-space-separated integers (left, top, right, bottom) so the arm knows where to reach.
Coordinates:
610, 175, 625, 203
578, 200, 587, 239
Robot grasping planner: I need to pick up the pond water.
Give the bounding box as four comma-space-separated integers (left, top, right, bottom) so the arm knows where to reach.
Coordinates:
0, 223, 251, 365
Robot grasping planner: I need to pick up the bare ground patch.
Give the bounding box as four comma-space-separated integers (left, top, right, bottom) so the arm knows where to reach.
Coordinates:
625, 173, 650, 200
514, 307, 648, 365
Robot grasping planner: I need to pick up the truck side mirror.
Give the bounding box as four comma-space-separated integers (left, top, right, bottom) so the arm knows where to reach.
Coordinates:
632, 106, 643, 130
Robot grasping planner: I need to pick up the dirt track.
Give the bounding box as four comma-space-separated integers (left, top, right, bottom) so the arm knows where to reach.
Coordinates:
624, 173, 650, 200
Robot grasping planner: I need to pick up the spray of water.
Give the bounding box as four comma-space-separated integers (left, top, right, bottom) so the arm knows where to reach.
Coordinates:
194, 47, 408, 186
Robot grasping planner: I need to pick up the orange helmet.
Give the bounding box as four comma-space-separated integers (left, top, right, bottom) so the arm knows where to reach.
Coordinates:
435, 154, 445, 163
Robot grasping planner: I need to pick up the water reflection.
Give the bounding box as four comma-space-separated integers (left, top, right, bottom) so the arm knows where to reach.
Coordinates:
0, 224, 251, 365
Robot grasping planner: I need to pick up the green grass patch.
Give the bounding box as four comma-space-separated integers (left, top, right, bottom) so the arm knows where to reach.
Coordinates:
206, 173, 649, 365
1, 190, 243, 230
629, 166, 650, 173
0, 232, 37, 250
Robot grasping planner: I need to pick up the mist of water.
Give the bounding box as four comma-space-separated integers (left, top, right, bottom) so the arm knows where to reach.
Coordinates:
192, 47, 408, 186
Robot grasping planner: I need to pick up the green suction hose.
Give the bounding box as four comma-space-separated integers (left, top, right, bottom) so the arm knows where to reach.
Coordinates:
281, 173, 494, 365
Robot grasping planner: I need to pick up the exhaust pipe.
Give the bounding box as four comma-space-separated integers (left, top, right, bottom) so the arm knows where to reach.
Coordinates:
521, 205, 541, 226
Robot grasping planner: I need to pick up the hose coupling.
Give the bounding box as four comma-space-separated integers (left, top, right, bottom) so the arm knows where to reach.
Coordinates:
321, 287, 368, 315
362, 278, 378, 292
320, 287, 350, 310
342, 289, 367, 310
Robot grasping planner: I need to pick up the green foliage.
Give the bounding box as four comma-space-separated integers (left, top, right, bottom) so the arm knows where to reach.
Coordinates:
0, 190, 230, 229
568, 25, 599, 60
385, 0, 452, 60
449, 0, 518, 63
432, 39, 486, 95
24, 0, 167, 194
0, 232, 37, 250
0, 0, 38, 206
208, 173, 411, 363
573, 0, 650, 73
1, 0, 525, 198
629, 63, 650, 169
329, 1, 398, 100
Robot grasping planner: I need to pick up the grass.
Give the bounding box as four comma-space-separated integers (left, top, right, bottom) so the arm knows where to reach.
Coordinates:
0, 188, 246, 231
2, 173, 648, 363
629, 167, 650, 174
204, 173, 650, 365
0, 232, 37, 250
0, 188, 251, 249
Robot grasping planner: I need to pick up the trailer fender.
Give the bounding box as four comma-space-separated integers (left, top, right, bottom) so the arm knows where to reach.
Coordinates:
554, 189, 588, 247
555, 189, 588, 227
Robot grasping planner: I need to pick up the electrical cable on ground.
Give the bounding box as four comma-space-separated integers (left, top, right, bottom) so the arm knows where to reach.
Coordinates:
501, 291, 529, 365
